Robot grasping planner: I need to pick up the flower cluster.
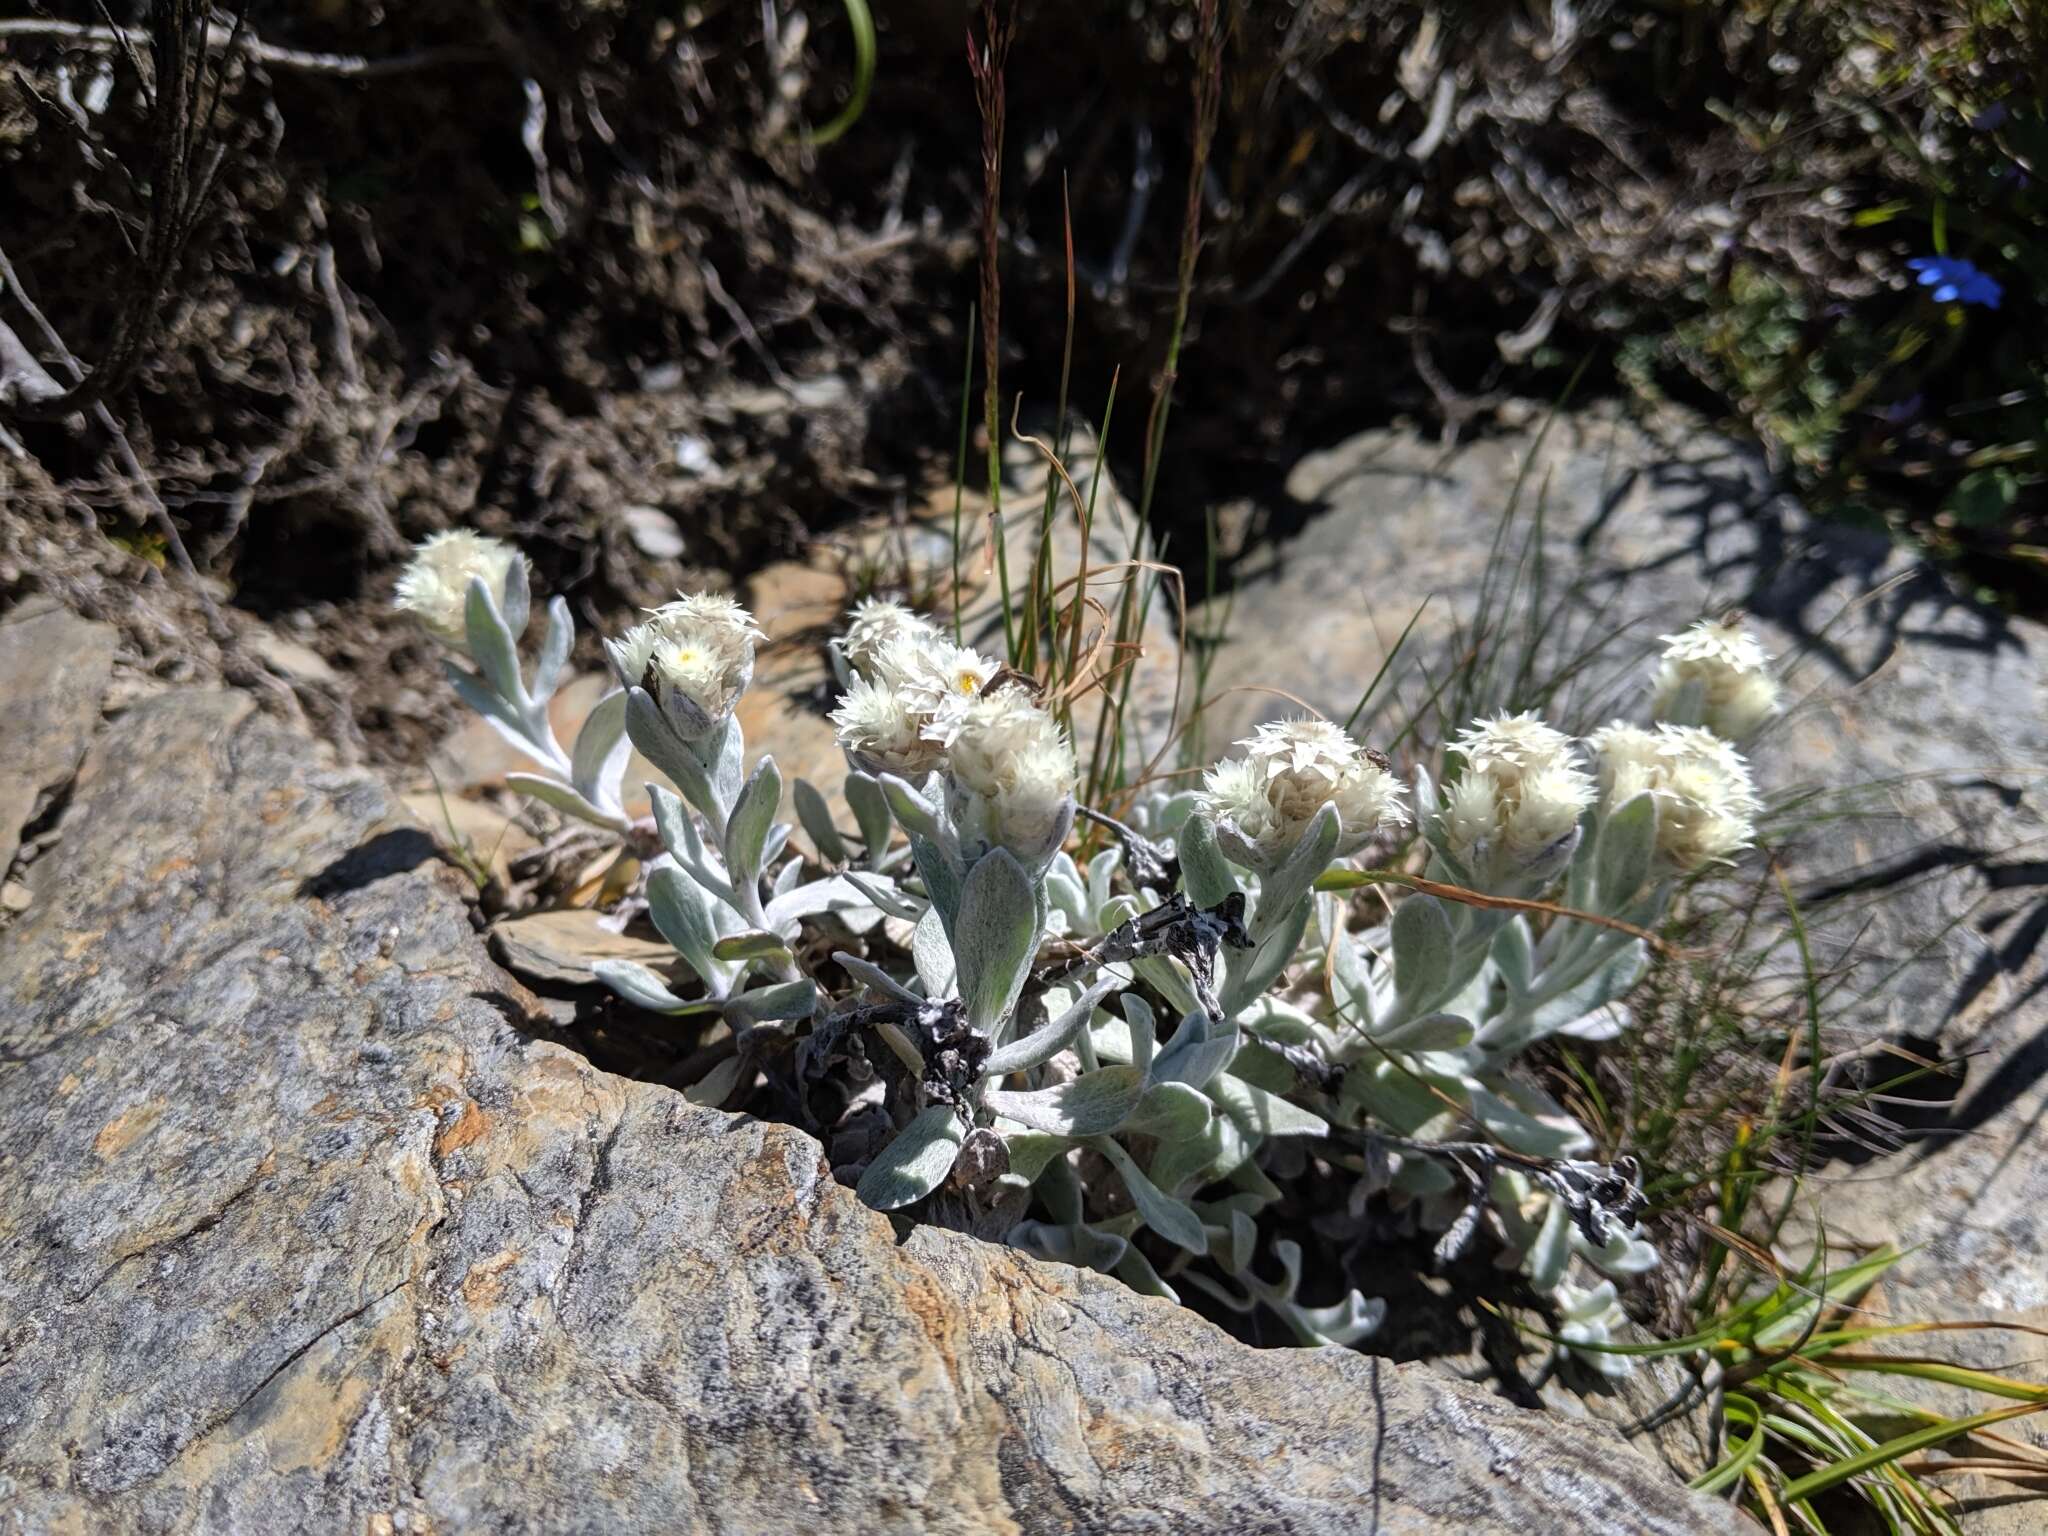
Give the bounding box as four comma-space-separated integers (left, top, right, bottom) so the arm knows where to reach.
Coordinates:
1649, 618, 1779, 741
944, 686, 1079, 867
1199, 718, 1408, 871
608, 594, 764, 740
1588, 722, 1761, 872
829, 600, 1001, 776
1436, 713, 1594, 889
394, 530, 526, 649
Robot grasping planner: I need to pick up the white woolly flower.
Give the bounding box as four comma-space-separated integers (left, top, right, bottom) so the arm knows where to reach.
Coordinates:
842, 598, 940, 680
1650, 618, 1780, 741
1435, 713, 1594, 889
1587, 722, 1761, 873
607, 592, 763, 739
830, 673, 947, 778
944, 688, 1077, 868
1199, 718, 1408, 871
897, 639, 1002, 744
394, 530, 526, 647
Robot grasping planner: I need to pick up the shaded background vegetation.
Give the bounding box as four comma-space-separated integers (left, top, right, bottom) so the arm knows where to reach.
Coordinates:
0, 0, 2041, 756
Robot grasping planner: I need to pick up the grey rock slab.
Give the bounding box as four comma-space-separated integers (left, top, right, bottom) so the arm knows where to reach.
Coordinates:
0, 603, 118, 874
0, 685, 1739, 1533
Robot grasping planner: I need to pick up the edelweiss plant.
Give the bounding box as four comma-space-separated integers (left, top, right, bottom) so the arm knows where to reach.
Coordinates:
403, 539, 1779, 1366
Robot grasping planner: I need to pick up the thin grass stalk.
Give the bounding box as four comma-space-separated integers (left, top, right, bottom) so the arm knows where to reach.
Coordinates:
951, 300, 978, 641
1095, 0, 1224, 795
966, 0, 1017, 658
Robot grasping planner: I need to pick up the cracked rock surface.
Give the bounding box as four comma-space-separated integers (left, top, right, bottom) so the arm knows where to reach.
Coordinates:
0, 678, 1737, 1531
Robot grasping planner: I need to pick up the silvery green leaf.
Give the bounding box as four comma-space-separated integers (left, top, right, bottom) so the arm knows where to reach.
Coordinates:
683, 1055, 744, 1107
1228, 1209, 1257, 1274
1491, 915, 1535, 995
1291, 1291, 1386, 1347
1121, 992, 1157, 1078
723, 978, 817, 1023
711, 931, 792, 964
1011, 1220, 1127, 1273
838, 870, 925, 923
843, 771, 895, 866
762, 820, 792, 872
533, 595, 572, 701
995, 1131, 1071, 1184
1240, 992, 1320, 1045
1388, 892, 1454, 1016
1524, 1195, 1572, 1291
793, 778, 848, 865
1594, 790, 1657, 909
499, 549, 532, 638
1222, 894, 1310, 1016
772, 856, 804, 899
707, 714, 746, 810
1177, 814, 1238, 907
985, 1065, 1146, 1136
764, 873, 893, 936
1222, 1040, 1296, 1093
856, 1106, 965, 1210
724, 755, 781, 884
832, 950, 923, 1004
443, 661, 518, 738
647, 864, 731, 996
1086, 847, 1121, 918
1252, 802, 1340, 942
1044, 852, 1087, 931
954, 847, 1039, 1036
1112, 1241, 1181, 1304
1389, 1154, 1457, 1198
1153, 1008, 1240, 1091
983, 974, 1119, 1076
569, 688, 631, 814
907, 905, 957, 1000
505, 772, 626, 831
649, 782, 693, 860
1036, 1148, 1084, 1225
592, 958, 710, 1015
1206, 1073, 1329, 1139
1553, 1003, 1629, 1041
464, 576, 525, 705
628, 687, 716, 814
1470, 1083, 1593, 1158
909, 833, 962, 934
1146, 1111, 1251, 1201
879, 772, 943, 843
1122, 1081, 1215, 1140
1370, 1010, 1474, 1051
1089, 1138, 1209, 1255
1526, 938, 1648, 1035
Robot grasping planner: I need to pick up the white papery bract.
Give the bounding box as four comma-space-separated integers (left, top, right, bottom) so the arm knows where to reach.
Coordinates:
395, 531, 526, 648
1436, 712, 1594, 889
1649, 618, 1780, 741
1199, 718, 1408, 870
1588, 722, 1761, 873
944, 687, 1077, 869
609, 593, 762, 740
831, 672, 947, 778
842, 597, 940, 680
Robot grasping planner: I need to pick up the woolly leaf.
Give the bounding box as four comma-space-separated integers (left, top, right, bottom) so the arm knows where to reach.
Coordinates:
856, 1106, 965, 1210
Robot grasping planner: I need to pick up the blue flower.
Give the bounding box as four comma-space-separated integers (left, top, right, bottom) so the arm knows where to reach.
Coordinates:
1907, 255, 2003, 309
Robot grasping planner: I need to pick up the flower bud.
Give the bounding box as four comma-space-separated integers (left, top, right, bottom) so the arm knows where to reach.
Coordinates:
1435, 713, 1593, 890
394, 531, 527, 650
830, 673, 948, 778
1649, 618, 1779, 741
1587, 722, 1761, 873
607, 592, 763, 740
841, 598, 940, 681
1199, 718, 1408, 872
943, 688, 1077, 870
